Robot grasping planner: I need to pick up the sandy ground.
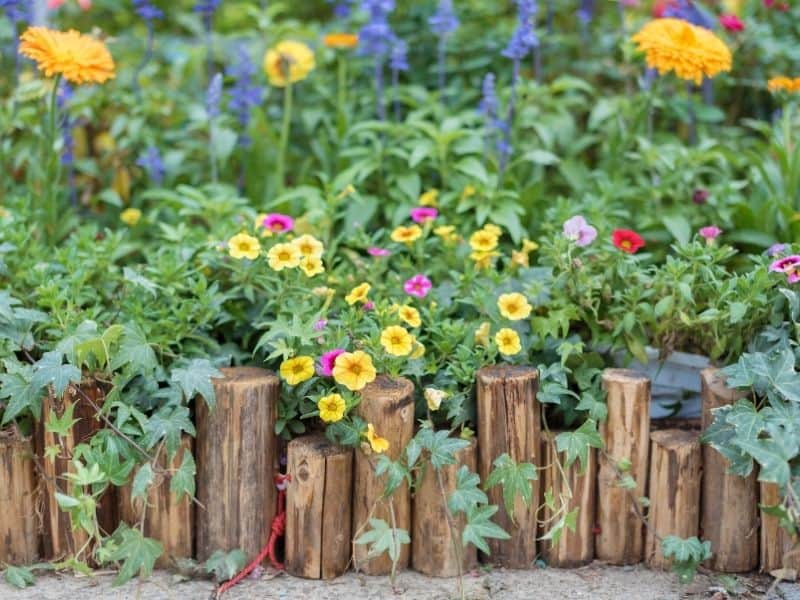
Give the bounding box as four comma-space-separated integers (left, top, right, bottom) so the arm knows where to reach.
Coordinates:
1, 563, 797, 600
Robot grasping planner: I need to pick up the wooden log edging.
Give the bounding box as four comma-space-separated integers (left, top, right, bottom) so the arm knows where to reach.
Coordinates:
0, 433, 39, 564
760, 482, 800, 575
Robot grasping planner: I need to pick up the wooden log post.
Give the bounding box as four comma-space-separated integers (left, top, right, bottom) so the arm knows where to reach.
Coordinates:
118, 436, 194, 567
700, 369, 759, 572
476, 365, 540, 568
539, 431, 597, 568
760, 482, 800, 574
596, 369, 650, 565
36, 380, 117, 559
286, 434, 353, 580
412, 439, 478, 577
196, 367, 279, 561
645, 429, 702, 569
353, 376, 414, 575
0, 433, 39, 564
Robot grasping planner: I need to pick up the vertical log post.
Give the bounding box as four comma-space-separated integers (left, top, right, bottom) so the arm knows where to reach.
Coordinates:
596, 369, 650, 565
760, 482, 800, 574
0, 434, 39, 564
286, 433, 353, 580
700, 369, 759, 572
412, 439, 478, 577
645, 429, 702, 569
118, 436, 194, 567
476, 365, 540, 568
196, 367, 279, 561
353, 376, 415, 575
540, 431, 597, 567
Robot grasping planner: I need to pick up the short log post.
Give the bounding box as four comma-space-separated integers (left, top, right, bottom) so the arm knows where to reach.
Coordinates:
412, 439, 478, 577
760, 482, 800, 574
353, 376, 415, 575
196, 367, 279, 561
476, 365, 540, 568
700, 369, 759, 572
596, 369, 650, 565
36, 380, 116, 559
645, 429, 702, 569
118, 435, 194, 567
0, 433, 39, 564
539, 431, 596, 567
286, 433, 353, 579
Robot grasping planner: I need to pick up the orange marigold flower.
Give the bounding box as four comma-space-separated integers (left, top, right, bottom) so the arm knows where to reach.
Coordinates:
19, 26, 115, 85
631, 18, 732, 85
767, 76, 800, 94
323, 33, 359, 49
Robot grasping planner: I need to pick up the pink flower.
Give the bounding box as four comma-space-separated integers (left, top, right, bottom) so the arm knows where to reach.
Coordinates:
368, 247, 391, 257
262, 213, 294, 233
719, 14, 744, 32
410, 207, 438, 223
769, 255, 800, 284
404, 274, 432, 298
318, 348, 346, 377
699, 226, 722, 242
563, 215, 597, 247
48, 0, 91, 9
363, 301, 375, 311
313, 319, 328, 331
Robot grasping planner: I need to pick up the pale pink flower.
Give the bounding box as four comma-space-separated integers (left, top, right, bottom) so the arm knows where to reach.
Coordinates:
699, 226, 722, 242
363, 301, 375, 311
318, 348, 346, 376
313, 319, 328, 331
368, 247, 391, 257
404, 274, 432, 298
563, 215, 597, 247
410, 207, 438, 223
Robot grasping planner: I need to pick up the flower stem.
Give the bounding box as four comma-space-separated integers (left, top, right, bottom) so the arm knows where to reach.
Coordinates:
276, 82, 294, 193
43, 75, 62, 240
337, 54, 347, 137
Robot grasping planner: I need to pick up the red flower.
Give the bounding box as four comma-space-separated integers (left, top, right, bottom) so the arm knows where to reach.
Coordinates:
652, 0, 676, 17
719, 14, 744, 32
612, 229, 645, 254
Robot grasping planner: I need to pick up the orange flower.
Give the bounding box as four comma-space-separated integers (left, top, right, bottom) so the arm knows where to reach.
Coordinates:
323, 33, 358, 49
768, 76, 800, 94
19, 27, 115, 85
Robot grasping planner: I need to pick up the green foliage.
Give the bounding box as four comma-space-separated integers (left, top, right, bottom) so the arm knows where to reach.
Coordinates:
102, 525, 163, 586
484, 453, 538, 523
461, 505, 511, 555
203, 549, 248, 583
555, 419, 604, 472
354, 518, 411, 563
660, 536, 712, 583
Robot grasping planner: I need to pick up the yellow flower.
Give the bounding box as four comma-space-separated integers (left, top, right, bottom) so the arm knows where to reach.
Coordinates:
323, 33, 359, 49
419, 189, 439, 207
410, 339, 426, 359
497, 292, 532, 321
469, 229, 499, 252
300, 255, 325, 277
264, 40, 316, 87
366, 424, 389, 454
333, 350, 377, 391
394, 305, 421, 328
495, 328, 522, 356
631, 18, 732, 85
434, 225, 458, 243
424, 387, 448, 411
318, 393, 346, 423
120, 208, 142, 227
461, 185, 476, 201
768, 76, 800, 94
337, 184, 356, 200
522, 238, 539, 253
312, 286, 335, 298
293, 234, 324, 258
267, 242, 301, 270
345, 282, 371, 305
483, 223, 502, 237
470, 250, 499, 269
380, 325, 414, 356
511, 250, 529, 267
474, 322, 491, 347
280, 356, 315, 385
19, 27, 115, 85
391, 225, 422, 244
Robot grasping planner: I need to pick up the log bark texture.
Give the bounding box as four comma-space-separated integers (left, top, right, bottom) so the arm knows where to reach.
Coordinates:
760, 482, 800, 574
540, 431, 597, 567
476, 365, 540, 568
412, 439, 478, 577
195, 367, 279, 561
286, 433, 353, 579
353, 376, 415, 575
645, 429, 702, 569
0, 434, 39, 564
700, 368, 759, 572
596, 369, 650, 565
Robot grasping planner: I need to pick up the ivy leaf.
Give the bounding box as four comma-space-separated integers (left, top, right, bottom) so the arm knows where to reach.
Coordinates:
30, 351, 81, 399
170, 451, 196, 500
447, 466, 488, 515
661, 536, 711, 583
484, 453, 538, 523
106, 526, 163, 586
142, 405, 195, 457
722, 349, 800, 402
354, 518, 410, 562
416, 428, 470, 469
0, 367, 42, 424
204, 549, 247, 583
462, 504, 510, 554
575, 391, 607, 422
374, 455, 408, 497
131, 463, 154, 500
325, 416, 366, 447
734, 437, 794, 487
110, 323, 158, 375
170, 359, 222, 407
556, 419, 603, 472
3, 565, 35, 589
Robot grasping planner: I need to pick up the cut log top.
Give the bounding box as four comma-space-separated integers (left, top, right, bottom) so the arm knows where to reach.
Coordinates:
700, 368, 744, 403
650, 429, 700, 449
215, 366, 278, 385
360, 375, 414, 404
477, 365, 539, 384
288, 433, 349, 457
602, 369, 650, 384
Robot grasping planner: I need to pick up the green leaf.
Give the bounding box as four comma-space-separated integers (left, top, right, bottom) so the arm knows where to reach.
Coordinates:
170, 451, 196, 500
106, 525, 163, 586
170, 359, 222, 407
3, 565, 35, 589
122, 266, 159, 297
447, 466, 488, 515
354, 518, 410, 562
204, 549, 248, 583
110, 323, 158, 375
131, 463, 154, 500
374, 455, 408, 497
462, 504, 510, 554
662, 215, 691, 246
555, 419, 604, 472
415, 428, 470, 469
484, 453, 538, 523
30, 351, 81, 399
661, 535, 711, 583
0, 367, 42, 424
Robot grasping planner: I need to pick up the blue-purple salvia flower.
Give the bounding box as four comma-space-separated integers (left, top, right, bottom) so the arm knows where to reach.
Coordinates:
195, 0, 221, 78
57, 81, 77, 205
663, 0, 715, 29
1, 0, 28, 80
136, 146, 166, 185
133, 0, 163, 20
503, 0, 538, 63
359, 0, 397, 120
327, 0, 355, 18
429, 0, 459, 94
227, 43, 264, 149
206, 72, 223, 119
479, 73, 511, 168
576, 0, 594, 26
390, 39, 408, 120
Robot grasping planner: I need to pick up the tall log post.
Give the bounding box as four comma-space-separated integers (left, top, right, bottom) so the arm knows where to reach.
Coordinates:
0, 434, 39, 564
476, 365, 540, 568
118, 436, 194, 567
700, 369, 759, 572
760, 482, 800, 574
195, 367, 279, 561
286, 434, 353, 580
412, 439, 478, 577
353, 376, 415, 575
645, 429, 702, 569
596, 369, 650, 565
540, 431, 596, 567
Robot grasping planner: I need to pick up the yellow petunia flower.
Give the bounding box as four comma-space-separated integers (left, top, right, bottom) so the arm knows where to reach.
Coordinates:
19, 27, 115, 85
380, 325, 414, 357
312, 286, 336, 298
293, 234, 324, 258
461, 185, 476, 201
228, 232, 261, 260
434, 225, 458, 243
470, 250, 499, 269
495, 328, 522, 356
264, 40, 316, 87
391, 224, 423, 244
267, 242, 301, 270
522, 238, 539, 253
280, 356, 315, 385
424, 387, 448, 411
333, 350, 377, 391
511, 250, 529, 268
497, 292, 532, 321
419, 189, 439, 207
474, 322, 491, 347
395, 305, 421, 328
469, 229, 499, 252
299, 255, 325, 277
366, 423, 389, 454
345, 282, 371, 305
318, 393, 346, 423
120, 207, 142, 227
410, 338, 426, 359
482, 223, 502, 237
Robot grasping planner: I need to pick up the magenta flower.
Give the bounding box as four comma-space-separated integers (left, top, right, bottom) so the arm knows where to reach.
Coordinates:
563, 215, 597, 247
368, 247, 391, 257
363, 301, 375, 311
719, 14, 744, 32
262, 213, 294, 233
769, 255, 800, 284
313, 319, 328, 331
699, 226, 722, 242
318, 348, 346, 376
404, 274, 432, 298
410, 207, 438, 223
